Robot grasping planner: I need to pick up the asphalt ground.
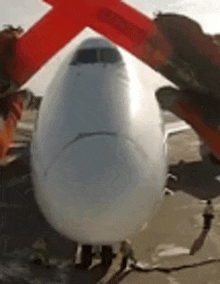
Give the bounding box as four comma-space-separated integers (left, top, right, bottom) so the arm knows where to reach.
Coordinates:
1, 110, 220, 284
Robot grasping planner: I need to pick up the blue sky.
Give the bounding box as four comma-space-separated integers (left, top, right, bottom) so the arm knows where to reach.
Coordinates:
1, 0, 219, 96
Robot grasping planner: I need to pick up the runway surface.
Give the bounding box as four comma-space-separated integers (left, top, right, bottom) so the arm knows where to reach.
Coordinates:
1, 110, 220, 284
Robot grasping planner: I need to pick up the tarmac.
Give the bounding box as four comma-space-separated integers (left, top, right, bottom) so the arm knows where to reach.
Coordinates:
1, 110, 220, 283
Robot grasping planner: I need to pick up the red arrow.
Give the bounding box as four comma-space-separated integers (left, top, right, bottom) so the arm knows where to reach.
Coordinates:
4, 0, 220, 162
8, 0, 171, 86
1, 0, 172, 161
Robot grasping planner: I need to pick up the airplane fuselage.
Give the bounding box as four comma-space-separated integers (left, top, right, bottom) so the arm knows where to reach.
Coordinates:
31, 37, 167, 244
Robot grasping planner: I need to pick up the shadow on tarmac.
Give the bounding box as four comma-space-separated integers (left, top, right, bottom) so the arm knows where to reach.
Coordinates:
189, 229, 209, 255
105, 269, 132, 284
167, 158, 220, 199
68, 264, 110, 284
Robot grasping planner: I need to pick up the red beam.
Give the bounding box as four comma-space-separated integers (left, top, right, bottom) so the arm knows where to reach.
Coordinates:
93, 1, 172, 69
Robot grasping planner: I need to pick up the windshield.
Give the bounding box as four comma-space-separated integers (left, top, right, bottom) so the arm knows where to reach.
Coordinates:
70, 49, 98, 64
100, 48, 122, 63
70, 48, 122, 65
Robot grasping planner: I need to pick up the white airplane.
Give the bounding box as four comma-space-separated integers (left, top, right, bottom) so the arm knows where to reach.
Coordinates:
31, 36, 168, 267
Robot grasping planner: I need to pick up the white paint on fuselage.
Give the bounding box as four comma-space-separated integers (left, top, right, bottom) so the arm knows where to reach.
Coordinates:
31, 37, 167, 244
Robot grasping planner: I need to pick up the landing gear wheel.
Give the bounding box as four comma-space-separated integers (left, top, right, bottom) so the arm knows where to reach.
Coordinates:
80, 245, 92, 269
101, 246, 113, 267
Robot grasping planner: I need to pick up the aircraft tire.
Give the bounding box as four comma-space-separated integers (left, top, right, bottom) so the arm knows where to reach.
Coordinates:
81, 245, 92, 268
101, 245, 113, 267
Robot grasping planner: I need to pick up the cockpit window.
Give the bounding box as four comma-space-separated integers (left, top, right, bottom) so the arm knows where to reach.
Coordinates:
71, 49, 98, 65
70, 48, 122, 65
100, 48, 122, 63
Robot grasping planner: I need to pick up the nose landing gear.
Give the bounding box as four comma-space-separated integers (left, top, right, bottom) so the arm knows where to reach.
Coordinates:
76, 244, 114, 269
76, 245, 93, 269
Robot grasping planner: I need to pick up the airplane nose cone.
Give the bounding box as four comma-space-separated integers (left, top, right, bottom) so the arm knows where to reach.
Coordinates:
35, 134, 162, 243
